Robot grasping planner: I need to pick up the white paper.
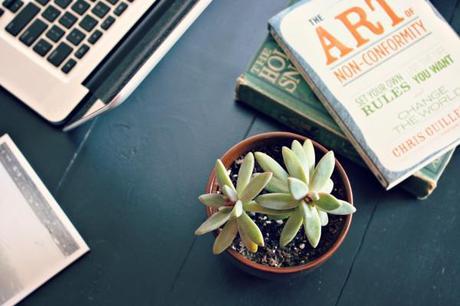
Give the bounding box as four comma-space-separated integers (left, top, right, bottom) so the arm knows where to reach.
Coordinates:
0, 134, 89, 306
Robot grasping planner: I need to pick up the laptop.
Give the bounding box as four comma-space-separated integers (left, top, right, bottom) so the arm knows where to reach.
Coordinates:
0, 0, 212, 131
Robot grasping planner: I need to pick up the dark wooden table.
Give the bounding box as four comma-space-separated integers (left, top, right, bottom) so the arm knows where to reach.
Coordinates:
1, 1, 459, 305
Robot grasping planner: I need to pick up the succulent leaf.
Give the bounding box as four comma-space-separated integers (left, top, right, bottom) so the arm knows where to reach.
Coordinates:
222, 185, 237, 202
319, 210, 329, 226
328, 200, 356, 215
231, 200, 243, 219
314, 193, 342, 211
291, 140, 309, 177
282, 147, 308, 183
213, 219, 238, 254
320, 179, 334, 194
199, 194, 227, 208
238, 222, 258, 253
215, 160, 235, 192
310, 151, 335, 191
244, 201, 294, 217
288, 177, 309, 200
256, 193, 299, 210
280, 208, 303, 247
310, 192, 320, 202
236, 153, 254, 196
300, 202, 321, 248
240, 172, 272, 202
303, 139, 316, 174
194, 208, 232, 236
238, 212, 264, 246
254, 152, 288, 181
266, 176, 289, 193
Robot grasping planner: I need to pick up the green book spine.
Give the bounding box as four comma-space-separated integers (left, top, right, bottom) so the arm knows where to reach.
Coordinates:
235, 35, 454, 199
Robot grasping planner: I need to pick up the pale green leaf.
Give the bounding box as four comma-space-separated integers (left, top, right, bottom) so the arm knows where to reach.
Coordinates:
230, 200, 243, 219
244, 201, 294, 217
314, 193, 342, 211
288, 177, 309, 200
328, 200, 356, 215
256, 193, 299, 210
199, 194, 227, 208
291, 140, 309, 179
213, 219, 238, 254
254, 152, 288, 181
266, 176, 289, 193
300, 202, 321, 248
310, 192, 320, 201
319, 210, 329, 226
320, 179, 334, 194
215, 160, 235, 191
236, 153, 254, 196
195, 209, 231, 236
240, 172, 272, 202
280, 208, 303, 247
310, 151, 335, 191
222, 185, 237, 202
282, 147, 308, 183
238, 221, 258, 253
303, 139, 316, 174
238, 212, 264, 246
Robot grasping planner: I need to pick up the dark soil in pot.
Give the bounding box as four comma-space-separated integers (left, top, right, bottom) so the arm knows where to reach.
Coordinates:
227, 139, 347, 268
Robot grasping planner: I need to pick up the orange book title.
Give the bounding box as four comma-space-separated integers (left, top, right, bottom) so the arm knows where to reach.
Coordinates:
316, 0, 405, 66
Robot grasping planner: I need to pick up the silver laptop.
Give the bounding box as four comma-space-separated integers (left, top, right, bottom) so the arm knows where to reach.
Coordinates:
0, 0, 212, 130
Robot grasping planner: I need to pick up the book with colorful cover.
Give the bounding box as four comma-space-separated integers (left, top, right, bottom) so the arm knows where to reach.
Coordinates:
235, 34, 455, 199
268, 0, 460, 189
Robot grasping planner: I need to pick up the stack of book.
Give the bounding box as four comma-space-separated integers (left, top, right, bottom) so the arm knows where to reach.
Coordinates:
235, 1, 458, 199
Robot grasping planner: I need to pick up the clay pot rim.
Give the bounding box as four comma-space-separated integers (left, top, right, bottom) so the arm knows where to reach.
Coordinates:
204, 132, 353, 275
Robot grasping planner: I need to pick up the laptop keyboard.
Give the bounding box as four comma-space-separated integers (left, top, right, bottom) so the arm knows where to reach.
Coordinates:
2, 0, 134, 74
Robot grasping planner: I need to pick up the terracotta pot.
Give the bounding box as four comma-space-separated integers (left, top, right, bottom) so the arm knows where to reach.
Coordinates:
204, 132, 353, 278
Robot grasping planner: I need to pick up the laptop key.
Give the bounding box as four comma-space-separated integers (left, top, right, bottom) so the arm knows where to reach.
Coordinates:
41, 5, 60, 22
66, 28, 85, 46
61, 58, 76, 73
47, 41, 72, 66
3, 0, 23, 13
46, 24, 64, 41
54, 0, 71, 9
19, 18, 48, 46
33, 38, 52, 56
5, 2, 40, 36
75, 43, 89, 58
100, 15, 114, 30
113, 2, 126, 16
58, 11, 77, 28
106, 0, 118, 5
71, 0, 89, 15
2, 0, 14, 8
87, 29, 101, 44
0, 8, 4, 16
91, 1, 109, 18
79, 14, 97, 32
35, 0, 49, 6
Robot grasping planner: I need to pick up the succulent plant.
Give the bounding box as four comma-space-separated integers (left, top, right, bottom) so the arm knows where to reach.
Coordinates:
195, 139, 356, 257
254, 139, 356, 249
194, 153, 273, 254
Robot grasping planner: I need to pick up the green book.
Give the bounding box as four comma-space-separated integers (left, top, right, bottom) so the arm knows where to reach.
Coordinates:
235, 35, 455, 199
